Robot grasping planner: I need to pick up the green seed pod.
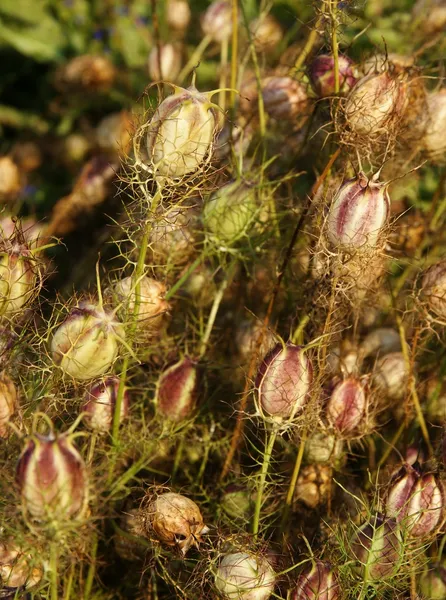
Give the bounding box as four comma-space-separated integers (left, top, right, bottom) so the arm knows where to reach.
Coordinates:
215, 552, 276, 600
0, 241, 39, 320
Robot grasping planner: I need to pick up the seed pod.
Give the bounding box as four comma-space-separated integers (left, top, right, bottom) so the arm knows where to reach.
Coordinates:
83, 376, 129, 433
16, 431, 88, 522
360, 328, 401, 359
249, 15, 283, 53
344, 71, 407, 135
422, 260, 446, 320
202, 1, 232, 42
215, 552, 276, 600
166, 0, 191, 32
203, 180, 258, 246
0, 241, 40, 319
96, 111, 132, 156
418, 564, 446, 600
0, 215, 44, 247
327, 174, 390, 250
142, 492, 208, 555
326, 377, 367, 436
113, 276, 169, 331
148, 43, 182, 82
51, 301, 123, 380
155, 357, 198, 422
55, 54, 116, 94
146, 85, 219, 179
256, 343, 313, 420
0, 539, 42, 593
0, 374, 17, 438
309, 53, 357, 98
294, 464, 331, 509
262, 76, 309, 121
422, 89, 446, 163
220, 484, 253, 523
114, 507, 148, 562
373, 352, 409, 401
0, 157, 21, 203
350, 514, 402, 581
293, 560, 341, 600
303, 430, 344, 465
148, 207, 198, 267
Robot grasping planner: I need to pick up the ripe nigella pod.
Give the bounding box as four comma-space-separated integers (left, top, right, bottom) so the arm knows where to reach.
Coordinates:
372, 352, 409, 401
145, 85, 219, 179
350, 514, 402, 581
423, 89, 446, 164
0, 373, 17, 438
295, 464, 331, 509
16, 431, 88, 522
148, 43, 182, 82
220, 484, 253, 523
418, 564, 446, 600
0, 240, 40, 319
154, 357, 198, 422
326, 377, 367, 436
256, 343, 313, 421
309, 53, 357, 98
113, 276, 169, 331
83, 376, 129, 433
202, 0, 232, 42
142, 492, 208, 555
262, 77, 309, 121
327, 173, 390, 250
166, 0, 191, 32
51, 301, 124, 380
203, 180, 258, 246
303, 430, 344, 465
422, 260, 446, 320
215, 552, 276, 600
293, 561, 341, 600
0, 156, 21, 202
0, 539, 42, 593
249, 15, 283, 53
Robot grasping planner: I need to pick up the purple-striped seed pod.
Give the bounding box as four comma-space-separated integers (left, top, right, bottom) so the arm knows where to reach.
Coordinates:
202, 0, 232, 42
422, 260, 446, 321
309, 53, 357, 97
215, 551, 276, 600
256, 342, 313, 421
262, 76, 309, 121
155, 357, 198, 422
0, 374, 17, 438
327, 174, 390, 250
148, 43, 182, 82
326, 377, 367, 436
293, 560, 341, 600
16, 431, 88, 522
83, 376, 129, 433
350, 514, 402, 581
0, 539, 42, 593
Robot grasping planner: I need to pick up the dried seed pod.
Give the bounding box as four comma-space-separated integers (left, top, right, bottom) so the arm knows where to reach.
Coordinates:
309, 53, 357, 98
51, 301, 124, 380
83, 376, 129, 433
113, 276, 169, 331
0, 373, 17, 437
327, 174, 390, 250
203, 180, 258, 246
202, 0, 232, 42
422, 260, 446, 321
0, 157, 21, 203
294, 464, 331, 509
418, 563, 446, 600
215, 552, 276, 600
0, 539, 42, 593
350, 514, 402, 581
262, 76, 309, 121
422, 90, 446, 163
360, 328, 401, 359
293, 560, 341, 600
145, 85, 219, 179
373, 352, 409, 401
303, 430, 344, 465
256, 343, 313, 421
148, 206, 198, 267
95, 111, 132, 156
16, 431, 88, 522
0, 240, 40, 320
155, 357, 198, 422
142, 492, 208, 555
326, 377, 367, 436
148, 43, 182, 82
249, 15, 283, 53
413, 0, 446, 35
55, 54, 116, 94
166, 0, 191, 32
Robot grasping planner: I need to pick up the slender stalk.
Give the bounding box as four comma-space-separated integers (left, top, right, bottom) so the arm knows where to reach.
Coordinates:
292, 15, 323, 74
199, 264, 234, 358
178, 35, 212, 85
281, 429, 307, 534
63, 563, 75, 600
50, 542, 59, 600
219, 38, 229, 112
252, 427, 279, 536
329, 0, 340, 93
229, 0, 239, 112
87, 432, 97, 465
165, 254, 204, 300
84, 534, 98, 599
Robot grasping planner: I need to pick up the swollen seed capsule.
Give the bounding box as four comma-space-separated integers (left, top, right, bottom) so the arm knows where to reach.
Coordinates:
215, 552, 276, 600
155, 357, 198, 422
142, 492, 208, 555
148, 43, 182, 82
373, 352, 409, 401
166, 0, 191, 32
146, 85, 219, 179
422, 260, 446, 320
202, 0, 232, 42
16, 431, 88, 522
326, 377, 367, 436
423, 89, 446, 164
51, 301, 123, 380
293, 561, 341, 600
262, 76, 309, 121
83, 376, 129, 433
327, 174, 390, 250
249, 15, 283, 53
0, 540, 42, 592
0, 156, 21, 202
256, 343, 313, 420
0, 373, 17, 438
309, 53, 357, 98
0, 242, 39, 319
418, 564, 446, 600
113, 276, 169, 331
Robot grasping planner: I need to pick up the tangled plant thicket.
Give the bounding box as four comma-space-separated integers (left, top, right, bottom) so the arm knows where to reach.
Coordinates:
1, 0, 446, 598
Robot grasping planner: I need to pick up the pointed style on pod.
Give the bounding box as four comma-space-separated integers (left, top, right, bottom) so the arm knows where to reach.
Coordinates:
421, 260, 446, 321
0, 539, 42, 593
327, 173, 390, 250
16, 431, 88, 522
113, 275, 169, 331
142, 492, 208, 555
51, 301, 124, 380
148, 43, 182, 82
256, 342, 313, 420
154, 357, 198, 422
309, 53, 357, 98
83, 376, 129, 433
145, 85, 220, 179
0, 373, 17, 438
215, 551, 276, 600
326, 377, 367, 436
202, 0, 233, 42
261, 76, 309, 121
0, 240, 40, 320
293, 560, 341, 600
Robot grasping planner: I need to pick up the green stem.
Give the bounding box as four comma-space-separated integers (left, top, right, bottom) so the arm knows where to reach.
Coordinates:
50, 543, 59, 600
84, 534, 98, 599
229, 0, 239, 113
252, 427, 279, 536
219, 37, 229, 112
178, 35, 212, 85
165, 254, 204, 300
63, 563, 75, 600
199, 264, 234, 358
329, 0, 340, 94
281, 429, 306, 534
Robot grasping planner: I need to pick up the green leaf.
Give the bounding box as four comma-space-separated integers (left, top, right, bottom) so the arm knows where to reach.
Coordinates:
0, 0, 48, 24
0, 14, 66, 61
